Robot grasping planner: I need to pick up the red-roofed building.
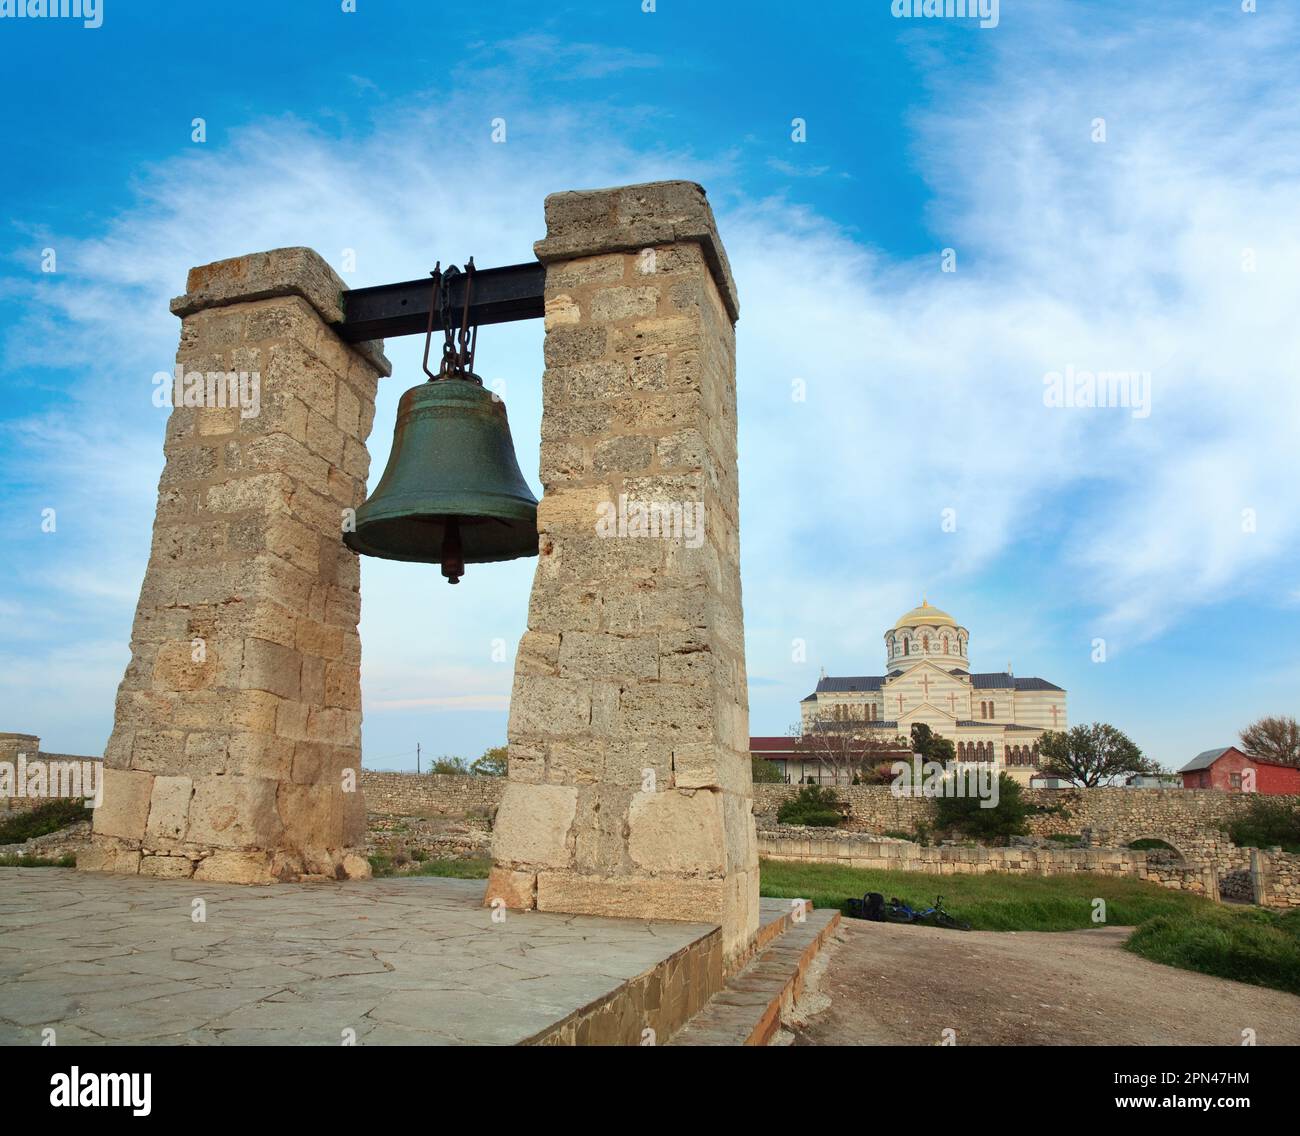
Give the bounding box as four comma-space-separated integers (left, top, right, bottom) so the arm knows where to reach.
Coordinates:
1178, 746, 1300, 793
749, 736, 912, 785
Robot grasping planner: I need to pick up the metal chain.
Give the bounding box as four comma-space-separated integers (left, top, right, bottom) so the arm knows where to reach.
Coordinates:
421, 259, 478, 381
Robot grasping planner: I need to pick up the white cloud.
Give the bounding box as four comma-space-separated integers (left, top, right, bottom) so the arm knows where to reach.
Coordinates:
4, 4, 1299, 754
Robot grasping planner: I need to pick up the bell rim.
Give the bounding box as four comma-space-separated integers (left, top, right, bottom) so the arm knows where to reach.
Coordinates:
342, 521, 539, 565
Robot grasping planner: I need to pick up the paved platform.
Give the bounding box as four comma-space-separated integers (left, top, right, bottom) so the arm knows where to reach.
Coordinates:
0, 868, 732, 1045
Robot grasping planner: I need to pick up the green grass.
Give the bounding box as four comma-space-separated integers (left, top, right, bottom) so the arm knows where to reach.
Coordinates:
368, 853, 491, 879
1125, 907, 1300, 996
0, 853, 76, 868
758, 858, 1216, 931
405, 857, 491, 879
0, 799, 89, 844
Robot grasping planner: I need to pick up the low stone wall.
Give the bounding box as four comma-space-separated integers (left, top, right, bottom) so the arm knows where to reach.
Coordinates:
752, 784, 1298, 850
757, 828, 1300, 907
358, 771, 504, 817
758, 829, 1218, 896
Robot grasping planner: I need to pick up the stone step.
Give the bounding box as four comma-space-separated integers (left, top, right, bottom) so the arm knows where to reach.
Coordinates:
667, 904, 840, 1046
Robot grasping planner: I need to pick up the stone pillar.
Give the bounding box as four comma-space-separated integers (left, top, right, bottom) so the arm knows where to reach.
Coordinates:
486, 181, 759, 968
82, 248, 390, 883
1250, 847, 1270, 906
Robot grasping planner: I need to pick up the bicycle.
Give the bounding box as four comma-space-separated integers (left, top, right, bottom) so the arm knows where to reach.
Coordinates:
884, 894, 972, 931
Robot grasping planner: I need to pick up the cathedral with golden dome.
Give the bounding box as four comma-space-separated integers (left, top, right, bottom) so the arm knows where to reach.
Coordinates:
800, 600, 1068, 783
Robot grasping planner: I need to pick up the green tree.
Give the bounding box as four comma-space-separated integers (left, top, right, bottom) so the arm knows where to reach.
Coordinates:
471, 746, 508, 777
1037, 723, 1157, 787
1239, 716, 1300, 767
910, 722, 955, 766
751, 756, 784, 784
428, 754, 470, 775
934, 772, 1034, 844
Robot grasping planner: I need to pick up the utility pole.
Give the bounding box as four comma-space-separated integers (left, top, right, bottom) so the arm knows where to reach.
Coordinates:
416, 743, 421, 775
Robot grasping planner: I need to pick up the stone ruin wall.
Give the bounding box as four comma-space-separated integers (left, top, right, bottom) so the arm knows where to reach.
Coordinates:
751, 783, 1295, 847
359, 771, 502, 817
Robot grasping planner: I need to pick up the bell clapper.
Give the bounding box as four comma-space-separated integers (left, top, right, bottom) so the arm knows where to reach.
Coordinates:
441, 516, 465, 585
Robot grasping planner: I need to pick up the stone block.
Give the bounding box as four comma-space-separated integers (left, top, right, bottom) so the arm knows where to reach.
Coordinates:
491, 782, 578, 869
628, 789, 726, 874
145, 775, 194, 845
194, 850, 276, 884
484, 867, 538, 911
92, 768, 155, 841
187, 776, 283, 850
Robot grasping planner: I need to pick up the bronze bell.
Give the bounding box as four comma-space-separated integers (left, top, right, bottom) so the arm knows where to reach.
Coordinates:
343, 375, 538, 583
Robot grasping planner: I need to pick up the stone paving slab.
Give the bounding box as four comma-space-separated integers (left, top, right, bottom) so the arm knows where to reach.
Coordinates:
0, 868, 722, 1046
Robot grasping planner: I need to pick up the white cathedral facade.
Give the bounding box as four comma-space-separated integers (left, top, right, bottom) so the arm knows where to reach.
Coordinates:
800, 601, 1067, 784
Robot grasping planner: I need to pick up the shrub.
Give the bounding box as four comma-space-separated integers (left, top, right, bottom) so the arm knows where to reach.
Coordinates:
428, 756, 470, 775
1227, 796, 1300, 853
778, 785, 844, 827
470, 746, 508, 777
1047, 833, 1082, 846
933, 773, 1034, 845
0, 799, 89, 844
751, 757, 784, 784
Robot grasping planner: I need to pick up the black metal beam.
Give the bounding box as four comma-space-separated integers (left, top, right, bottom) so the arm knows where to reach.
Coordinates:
336, 261, 545, 343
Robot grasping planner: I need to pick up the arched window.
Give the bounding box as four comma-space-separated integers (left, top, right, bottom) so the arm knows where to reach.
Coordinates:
903, 638, 910, 655
922, 635, 929, 653
942, 636, 949, 654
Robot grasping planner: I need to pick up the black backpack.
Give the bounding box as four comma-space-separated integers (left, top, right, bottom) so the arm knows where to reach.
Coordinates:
845, 891, 886, 921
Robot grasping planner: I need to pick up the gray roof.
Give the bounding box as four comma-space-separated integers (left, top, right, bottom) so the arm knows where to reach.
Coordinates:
1179, 746, 1234, 773
1013, 677, 1065, 692
813, 676, 885, 693
969, 673, 1063, 691
808, 672, 1064, 700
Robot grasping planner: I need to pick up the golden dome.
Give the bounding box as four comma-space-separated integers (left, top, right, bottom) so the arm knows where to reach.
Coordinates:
893, 599, 957, 629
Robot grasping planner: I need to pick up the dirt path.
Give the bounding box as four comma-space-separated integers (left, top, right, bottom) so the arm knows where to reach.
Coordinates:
788, 921, 1300, 1046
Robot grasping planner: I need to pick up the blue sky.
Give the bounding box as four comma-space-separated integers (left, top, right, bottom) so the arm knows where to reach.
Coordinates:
3, 1, 1298, 773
